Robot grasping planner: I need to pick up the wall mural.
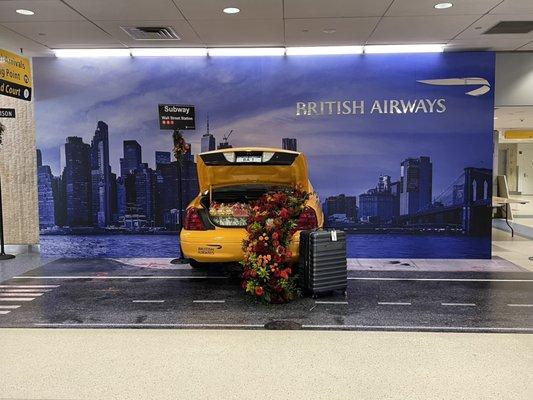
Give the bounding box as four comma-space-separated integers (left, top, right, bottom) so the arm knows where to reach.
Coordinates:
33, 52, 495, 259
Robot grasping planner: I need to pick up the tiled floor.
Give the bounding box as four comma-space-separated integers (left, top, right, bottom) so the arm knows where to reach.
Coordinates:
511, 194, 533, 228
492, 228, 533, 272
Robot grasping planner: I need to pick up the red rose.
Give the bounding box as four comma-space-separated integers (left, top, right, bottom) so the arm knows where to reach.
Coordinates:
280, 271, 288, 280
272, 232, 279, 240
279, 208, 290, 219
255, 286, 264, 296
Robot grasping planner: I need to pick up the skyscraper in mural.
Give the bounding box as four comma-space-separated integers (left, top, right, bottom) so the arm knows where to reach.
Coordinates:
324, 194, 357, 222
36, 149, 42, 167
399, 156, 432, 215
282, 138, 297, 151
90, 121, 112, 227
155, 151, 171, 166
120, 140, 142, 178
201, 116, 216, 153
37, 165, 56, 228
63, 137, 92, 226
359, 175, 398, 223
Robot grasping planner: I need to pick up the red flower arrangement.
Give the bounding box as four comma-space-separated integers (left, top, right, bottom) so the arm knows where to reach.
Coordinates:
241, 186, 310, 303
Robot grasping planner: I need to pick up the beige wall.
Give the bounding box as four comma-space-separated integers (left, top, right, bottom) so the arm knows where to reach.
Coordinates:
0, 87, 39, 245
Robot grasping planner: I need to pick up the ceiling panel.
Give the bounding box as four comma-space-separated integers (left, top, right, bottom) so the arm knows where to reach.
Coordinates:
189, 19, 284, 45
62, 0, 183, 21
386, 0, 501, 16
456, 13, 533, 39
495, 107, 533, 130
1, 21, 124, 47
284, 0, 390, 18
518, 40, 533, 50
285, 17, 378, 45
94, 20, 203, 47
447, 37, 531, 51
490, 0, 533, 14
369, 15, 480, 43
174, 0, 283, 20
0, 0, 84, 22
0, 24, 50, 55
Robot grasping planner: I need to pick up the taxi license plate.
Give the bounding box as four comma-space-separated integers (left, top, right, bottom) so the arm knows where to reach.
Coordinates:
236, 155, 262, 163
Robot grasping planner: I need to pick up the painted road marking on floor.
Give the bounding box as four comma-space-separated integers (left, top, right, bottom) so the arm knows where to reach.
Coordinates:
315, 301, 348, 305
0, 305, 21, 309
0, 293, 43, 297
507, 304, 533, 307
378, 301, 412, 306
132, 300, 165, 303
31, 322, 533, 333
301, 324, 533, 332
0, 285, 59, 288
441, 302, 477, 307
34, 323, 265, 329
193, 300, 226, 303
0, 311, 11, 315
0, 298, 37, 302
348, 277, 533, 282
13, 276, 227, 280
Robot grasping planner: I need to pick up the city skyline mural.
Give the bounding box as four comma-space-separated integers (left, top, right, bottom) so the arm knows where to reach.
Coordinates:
33, 52, 495, 258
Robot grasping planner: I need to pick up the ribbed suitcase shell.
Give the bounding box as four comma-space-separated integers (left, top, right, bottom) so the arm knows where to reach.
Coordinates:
299, 230, 347, 296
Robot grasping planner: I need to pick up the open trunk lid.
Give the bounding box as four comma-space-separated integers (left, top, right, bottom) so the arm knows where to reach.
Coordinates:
196, 147, 311, 191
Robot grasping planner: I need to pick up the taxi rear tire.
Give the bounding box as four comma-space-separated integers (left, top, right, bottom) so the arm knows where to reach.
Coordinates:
189, 259, 207, 268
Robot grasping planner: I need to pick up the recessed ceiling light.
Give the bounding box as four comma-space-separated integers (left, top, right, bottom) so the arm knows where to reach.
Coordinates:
322, 28, 336, 34
16, 9, 35, 15
223, 7, 240, 14
434, 3, 453, 9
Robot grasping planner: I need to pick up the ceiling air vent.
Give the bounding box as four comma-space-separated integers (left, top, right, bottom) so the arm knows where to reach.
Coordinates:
484, 21, 533, 34
120, 26, 181, 40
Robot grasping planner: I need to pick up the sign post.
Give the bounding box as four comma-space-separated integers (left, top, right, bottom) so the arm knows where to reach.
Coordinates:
158, 104, 195, 264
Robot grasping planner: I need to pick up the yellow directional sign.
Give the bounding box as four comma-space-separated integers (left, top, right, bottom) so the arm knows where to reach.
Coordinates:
0, 48, 32, 101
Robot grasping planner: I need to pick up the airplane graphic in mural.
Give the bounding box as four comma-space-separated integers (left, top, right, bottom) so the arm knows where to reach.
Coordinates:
417, 77, 491, 96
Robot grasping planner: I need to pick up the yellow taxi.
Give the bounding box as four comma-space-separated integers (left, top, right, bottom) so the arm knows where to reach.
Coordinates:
180, 147, 324, 266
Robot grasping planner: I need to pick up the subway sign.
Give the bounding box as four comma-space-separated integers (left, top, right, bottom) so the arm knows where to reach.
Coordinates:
158, 104, 195, 130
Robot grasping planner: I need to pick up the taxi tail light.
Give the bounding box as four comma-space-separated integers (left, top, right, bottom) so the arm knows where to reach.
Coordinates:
184, 208, 206, 230
296, 207, 318, 230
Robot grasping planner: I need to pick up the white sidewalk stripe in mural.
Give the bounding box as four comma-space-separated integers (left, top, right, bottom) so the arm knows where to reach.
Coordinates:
14, 275, 227, 280
0, 285, 59, 288
349, 277, 533, 282
0, 293, 44, 297
0, 298, 36, 301
193, 300, 226, 303
132, 300, 165, 303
